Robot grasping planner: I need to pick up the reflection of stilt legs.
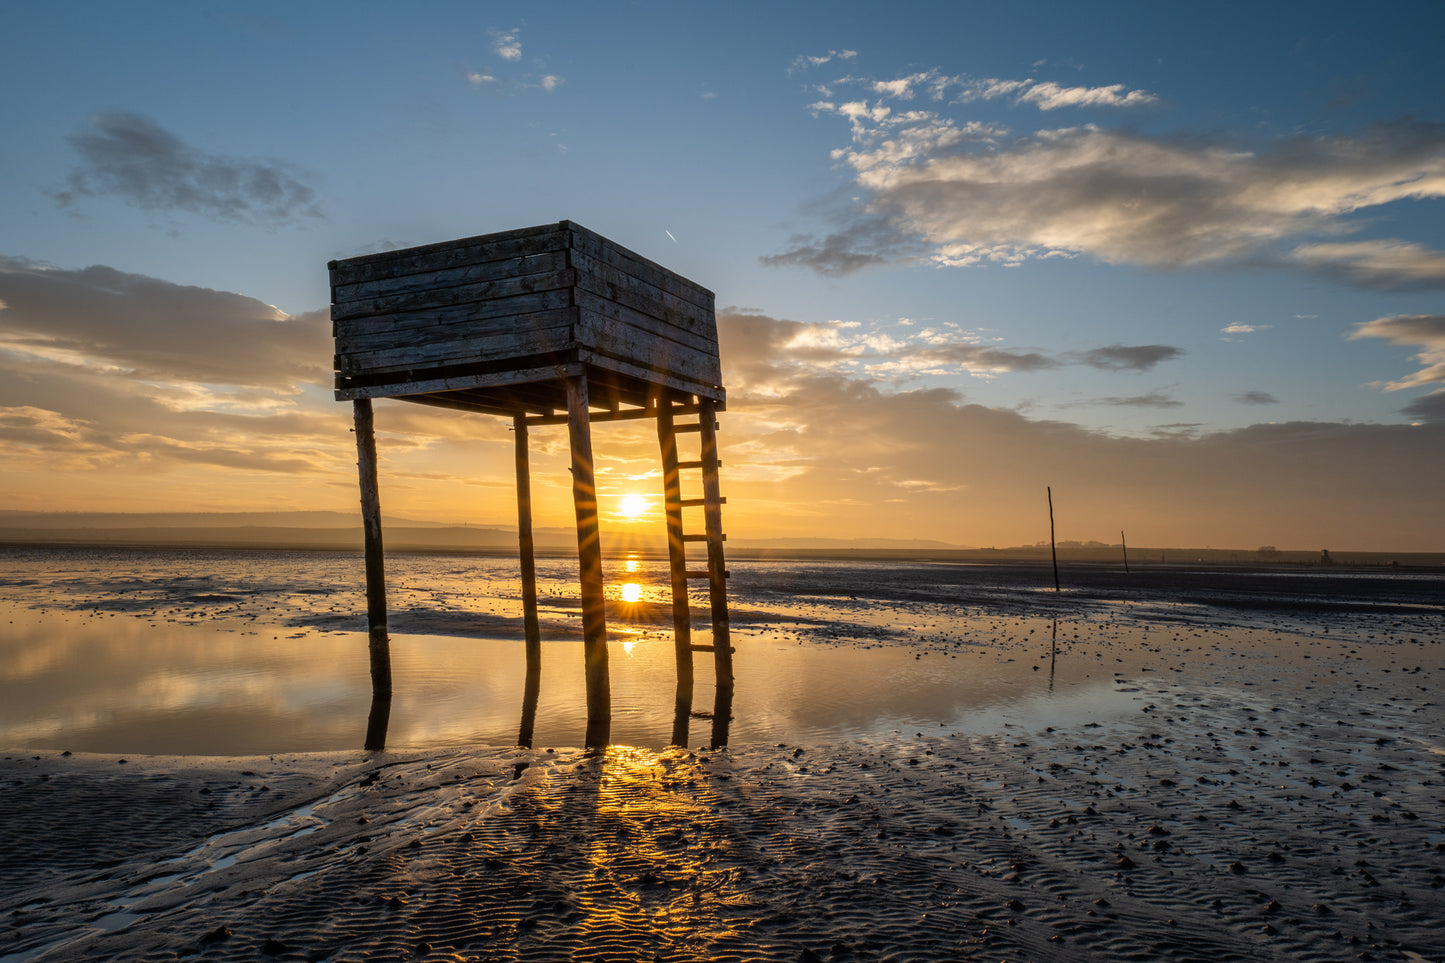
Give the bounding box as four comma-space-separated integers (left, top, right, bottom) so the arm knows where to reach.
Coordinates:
657, 401, 694, 747
354, 399, 392, 752
1048, 618, 1058, 693
514, 414, 542, 749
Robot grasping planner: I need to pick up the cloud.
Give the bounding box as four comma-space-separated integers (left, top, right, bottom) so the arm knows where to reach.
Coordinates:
464, 30, 562, 95
779, 79, 1445, 285
713, 311, 1445, 550
1076, 344, 1183, 372
0, 258, 347, 484
856, 70, 1158, 111
1399, 390, 1445, 422
55, 114, 323, 225
1095, 392, 1183, 408
1236, 391, 1280, 405
1221, 323, 1270, 334
790, 49, 858, 73
1290, 240, 1445, 289
491, 29, 522, 61
1349, 314, 1445, 390
717, 309, 1179, 384
0, 257, 330, 387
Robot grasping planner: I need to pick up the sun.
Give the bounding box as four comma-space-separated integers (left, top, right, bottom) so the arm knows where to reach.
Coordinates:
617, 492, 649, 519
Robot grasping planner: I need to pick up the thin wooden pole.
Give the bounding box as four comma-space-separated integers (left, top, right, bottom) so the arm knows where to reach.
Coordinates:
698, 401, 733, 690
656, 399, 694, 747
1120, 529, 1131, 575
353, 399, 391, 751
1047, 485, 1060, 593
514, 414, 541, 748
565, 375, 610, 748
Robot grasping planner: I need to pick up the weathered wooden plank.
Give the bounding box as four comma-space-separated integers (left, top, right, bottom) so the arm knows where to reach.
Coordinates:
567, 224, 714, 310
574, 289, 717, 357
335, 305, 575, 356
333, 293, 575, 341
335, 362, 585, 401
328, 224, 567, 285
332, 253, 571, 308
570, 251, 715, 338
576, 311, 722, 386
337, 322, 575, 376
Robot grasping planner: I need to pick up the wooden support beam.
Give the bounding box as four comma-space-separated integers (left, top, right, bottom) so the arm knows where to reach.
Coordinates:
525, 401, 708, 427
514, 414, 542, 749
353, 398, 392, 752
657, 400, 694, 747
566, 375, 611, 748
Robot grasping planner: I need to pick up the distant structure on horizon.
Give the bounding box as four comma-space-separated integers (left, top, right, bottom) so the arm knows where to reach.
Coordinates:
329, 220, 734, 751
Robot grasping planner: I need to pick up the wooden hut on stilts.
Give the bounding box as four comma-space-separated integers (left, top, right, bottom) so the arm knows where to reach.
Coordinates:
330, 221, 733, 751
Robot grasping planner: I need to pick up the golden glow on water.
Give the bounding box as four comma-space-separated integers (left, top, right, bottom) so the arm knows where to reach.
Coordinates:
623, 557, 641, 574
620, 582, 642, 603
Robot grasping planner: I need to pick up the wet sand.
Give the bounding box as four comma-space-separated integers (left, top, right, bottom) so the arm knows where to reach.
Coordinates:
4, 615, 1442, 962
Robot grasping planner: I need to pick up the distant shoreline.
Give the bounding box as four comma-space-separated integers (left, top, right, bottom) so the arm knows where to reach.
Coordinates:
2, 530, 1441, 569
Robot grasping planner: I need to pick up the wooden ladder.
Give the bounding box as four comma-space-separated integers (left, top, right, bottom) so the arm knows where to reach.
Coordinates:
656, 398, 733, 744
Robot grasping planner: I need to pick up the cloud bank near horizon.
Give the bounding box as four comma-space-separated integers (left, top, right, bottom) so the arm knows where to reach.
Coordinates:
1, 259, 1441, 548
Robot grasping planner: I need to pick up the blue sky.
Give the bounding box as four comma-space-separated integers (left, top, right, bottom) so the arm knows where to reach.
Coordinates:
2, 1, 1443, 550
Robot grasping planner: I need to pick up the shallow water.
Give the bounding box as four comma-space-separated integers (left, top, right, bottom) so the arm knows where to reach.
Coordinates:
1, 546, 1438, 754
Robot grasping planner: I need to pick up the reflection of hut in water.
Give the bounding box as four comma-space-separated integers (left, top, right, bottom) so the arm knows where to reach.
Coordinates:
330, 221, 733, 750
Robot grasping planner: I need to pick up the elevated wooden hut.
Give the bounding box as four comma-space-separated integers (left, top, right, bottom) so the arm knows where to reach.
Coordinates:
331, 220, 732, 750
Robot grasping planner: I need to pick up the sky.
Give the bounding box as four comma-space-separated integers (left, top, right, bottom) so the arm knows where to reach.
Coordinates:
2, 0, 1444, 551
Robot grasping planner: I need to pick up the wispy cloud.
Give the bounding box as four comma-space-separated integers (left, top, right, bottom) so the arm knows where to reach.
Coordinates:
1349, 313, 1445, 422
1235, 390, 1279, 405
1291, 240, 1445, 290
491, 28, 522, 61
465, 28, 562, 94
53, 114, 322, 226
1094, 391, 1184, 408
775, 69, 1445, 288
862, 70, 1159, 110
790, 49, 857, 74
717, 309, 1177, 385
1349, 314, 1445, 390
1075, 344, 1183, 372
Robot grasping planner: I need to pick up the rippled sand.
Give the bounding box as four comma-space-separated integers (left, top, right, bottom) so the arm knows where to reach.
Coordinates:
4, 621, 1442, 962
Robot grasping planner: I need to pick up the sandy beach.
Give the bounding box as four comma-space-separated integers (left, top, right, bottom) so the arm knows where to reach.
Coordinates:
4, 591, 1442, 963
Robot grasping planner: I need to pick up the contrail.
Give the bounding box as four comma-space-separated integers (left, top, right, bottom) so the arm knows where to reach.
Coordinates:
665, 229, 678, 244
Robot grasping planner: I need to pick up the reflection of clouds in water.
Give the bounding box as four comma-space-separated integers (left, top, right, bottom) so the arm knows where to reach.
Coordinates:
2, 548, 1439, 754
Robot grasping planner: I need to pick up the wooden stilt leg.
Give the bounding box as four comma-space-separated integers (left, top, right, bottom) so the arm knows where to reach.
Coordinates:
565, 375, 610, 748
353, 399, 392, 752
657, 400, 693, 747
514, 414, 541, 748
698, 400, 733, 691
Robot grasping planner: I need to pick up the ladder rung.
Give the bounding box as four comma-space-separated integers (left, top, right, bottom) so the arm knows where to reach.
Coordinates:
685, 569, 730, 579
682, 533, 725, 542
689, 644, 736, 653
674, 424, 703, 433
679, 497, 726, 507
677, 460, 704, 469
